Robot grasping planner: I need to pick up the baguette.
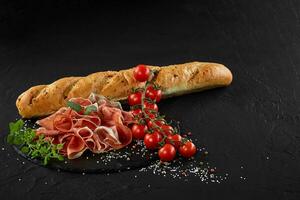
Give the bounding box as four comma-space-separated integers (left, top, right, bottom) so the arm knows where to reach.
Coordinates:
16, 62, 233, 118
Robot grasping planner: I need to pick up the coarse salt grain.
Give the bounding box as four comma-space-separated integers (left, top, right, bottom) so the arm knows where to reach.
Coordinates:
136, 157, 228, 183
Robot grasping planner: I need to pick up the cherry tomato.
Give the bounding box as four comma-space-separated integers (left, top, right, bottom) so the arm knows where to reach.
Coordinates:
179, 141, 197, 158
131, 124, 148, 140
166, 134, 182, 149
133, 64, 150, 82
161, 125, 174, 136
146, 85, 162, 102
144, 101, 158, 112
143, 132, 162, 149
131, 109, 142, 117
145, 111, 156, 123
147, 119, 166, 130
148, 113, 156, 119
158, 144, 176, 162
128, 92, 142, 106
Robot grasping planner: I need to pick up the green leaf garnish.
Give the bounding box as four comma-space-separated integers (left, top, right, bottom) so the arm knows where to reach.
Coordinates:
84, 105, 97, 115
66, 101, 82, 112
7, 119, 64, 165
21, 146, 29, 154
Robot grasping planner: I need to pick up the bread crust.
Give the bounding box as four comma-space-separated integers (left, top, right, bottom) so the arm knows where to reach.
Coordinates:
16, 62, 232, 118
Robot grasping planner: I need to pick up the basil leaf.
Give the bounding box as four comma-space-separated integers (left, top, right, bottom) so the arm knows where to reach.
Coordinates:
84, 105, 97, 115
66, 101, 82, 112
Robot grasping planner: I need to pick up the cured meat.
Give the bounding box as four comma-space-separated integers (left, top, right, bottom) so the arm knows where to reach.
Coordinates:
53, 113, 73, 132
35, 93, 133, 159
36, 107, 69, 130
36, 127, 60, 136
74, 118, 99, 131
67, 135, 87, 159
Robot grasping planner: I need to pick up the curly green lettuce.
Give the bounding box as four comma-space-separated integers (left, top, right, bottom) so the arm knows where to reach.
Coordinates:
7, 119, 64, 165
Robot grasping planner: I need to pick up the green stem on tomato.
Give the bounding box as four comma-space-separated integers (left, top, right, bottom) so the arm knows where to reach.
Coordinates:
139, 81, 165, 134
140, 81, 148, 116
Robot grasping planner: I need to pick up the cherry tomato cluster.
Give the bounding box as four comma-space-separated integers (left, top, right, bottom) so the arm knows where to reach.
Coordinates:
129, 64, 197, 162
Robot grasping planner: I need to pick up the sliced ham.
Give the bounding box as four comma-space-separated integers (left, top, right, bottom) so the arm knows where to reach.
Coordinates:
67, 135, 87, 159
53, 114, 73, 132
94, 126, 120, 147
36, 107, 69, 130
90, 134, 109, 153
36, 127, 60, 136
35, 93, 134, 159
69, 97, 92, 106
77, 127, 94, 139
115, 123, 132, 147
74, 118, 98, 131
57, 133, 74, 156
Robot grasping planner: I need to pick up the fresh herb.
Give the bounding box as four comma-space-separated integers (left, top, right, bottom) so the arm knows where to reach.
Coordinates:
67, 101, 98, 115
7, 119, 64, 165
84, 104, 97, 115
66, 101, 82, 112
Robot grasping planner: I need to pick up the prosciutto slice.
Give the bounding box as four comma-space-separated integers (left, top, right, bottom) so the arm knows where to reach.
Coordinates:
35, 93, 133, 159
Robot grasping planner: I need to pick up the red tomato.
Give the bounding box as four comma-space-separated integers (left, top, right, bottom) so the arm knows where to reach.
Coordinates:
158, 144, 176, 162
148, 113, 156, 119
179, 141, 197, 158
161, 125, 174, 136
145, 85, 162, 102
143, 132, 162, 149
128, 92, 142, 106
131, 124, 148, 140
131, 109, 142, 117
166, 134, 182, 149
133, 64, 150, 82
144, 101, 158, 112
147, 120, 166, 129
145, 111, 156, 123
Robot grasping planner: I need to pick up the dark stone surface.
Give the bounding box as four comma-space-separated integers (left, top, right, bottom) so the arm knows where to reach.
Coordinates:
0, 0, 300, 199
13, 141, 157, 174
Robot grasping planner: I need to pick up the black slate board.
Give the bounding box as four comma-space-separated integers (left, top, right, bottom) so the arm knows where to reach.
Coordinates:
13, 143, 157, 173
12, 119, 158, 173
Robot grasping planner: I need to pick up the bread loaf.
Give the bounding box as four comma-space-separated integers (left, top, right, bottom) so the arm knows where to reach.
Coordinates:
16, 62, 233, 118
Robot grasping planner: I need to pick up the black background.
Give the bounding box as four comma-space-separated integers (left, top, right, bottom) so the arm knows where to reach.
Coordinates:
1, 0, 300, 199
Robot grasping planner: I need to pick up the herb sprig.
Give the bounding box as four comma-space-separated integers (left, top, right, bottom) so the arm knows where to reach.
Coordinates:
7, 119, 64, 165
